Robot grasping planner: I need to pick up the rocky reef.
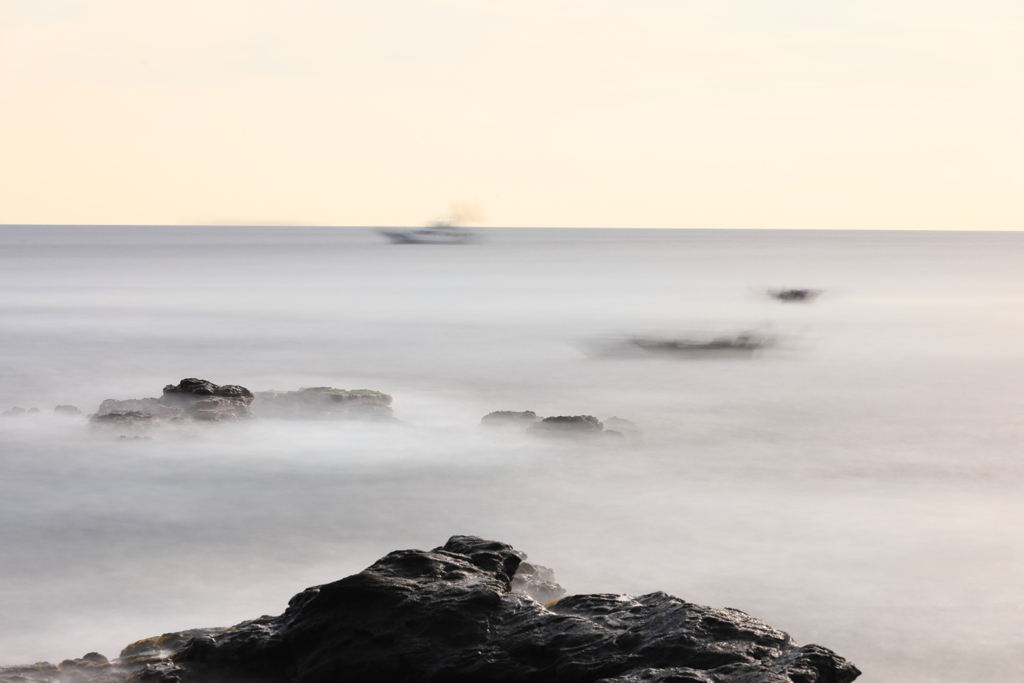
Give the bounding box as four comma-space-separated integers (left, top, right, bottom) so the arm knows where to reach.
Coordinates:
92, 378, 255, 425
87, 380, 395, 427
251, 387, 394, 421
0, 536, 859, 683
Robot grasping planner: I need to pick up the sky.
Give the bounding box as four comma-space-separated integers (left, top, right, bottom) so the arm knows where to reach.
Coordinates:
1, 0, 1022, 229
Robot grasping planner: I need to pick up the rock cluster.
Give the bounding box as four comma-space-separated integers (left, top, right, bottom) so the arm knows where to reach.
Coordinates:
0, 536, 860, 683
92, 378, 255, 425
2, 407, 40, 417
482, 411, 643, 443
87, 380, 396, 428
251, 387, 394, 421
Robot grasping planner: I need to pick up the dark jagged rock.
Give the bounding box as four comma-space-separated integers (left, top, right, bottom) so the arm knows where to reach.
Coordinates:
0, 537, 860, 683
251, 387, 394, 421
529, 415, 606, 438
160, 379, 253, 421
161, 378, 252, 401
54, 405, 84, 418
481, 410, 540, 427
91, 379, 254, 425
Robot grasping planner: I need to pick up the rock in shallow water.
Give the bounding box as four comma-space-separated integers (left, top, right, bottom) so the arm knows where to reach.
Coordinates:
529, 415, 606, 438
481, 410, 541, 427
483, 411, 645, 445
251, 387, 394, 421
89, 381, 394, 427
91, 378, 255, 425
2, 407, 40, 417
0, 536, 859, 683
53, 405, 84, 418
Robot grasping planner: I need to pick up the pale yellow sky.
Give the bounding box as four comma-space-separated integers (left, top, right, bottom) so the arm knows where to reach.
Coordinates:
2, 0, 1022, 228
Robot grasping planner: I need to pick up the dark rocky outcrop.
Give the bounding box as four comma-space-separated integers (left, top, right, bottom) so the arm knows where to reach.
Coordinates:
251, 387, 394, 421
0, 536, 859, 683
91, 379, 254, 425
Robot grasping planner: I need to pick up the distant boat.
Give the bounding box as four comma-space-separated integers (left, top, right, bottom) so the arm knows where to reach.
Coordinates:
768, 288, 821, 302
378, 221, 475, 245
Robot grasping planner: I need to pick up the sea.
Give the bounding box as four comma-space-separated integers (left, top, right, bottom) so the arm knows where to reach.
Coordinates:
2, 226, 1023, 682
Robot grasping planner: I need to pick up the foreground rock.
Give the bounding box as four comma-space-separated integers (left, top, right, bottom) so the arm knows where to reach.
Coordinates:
251, 387, 395, 421
91, 378, 254, 425
0, 536, 859, 683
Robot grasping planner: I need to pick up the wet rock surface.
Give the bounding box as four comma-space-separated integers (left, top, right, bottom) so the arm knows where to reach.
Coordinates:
91, 379, 254, 425
0, 536, 859, 683
251, 387, 394, 421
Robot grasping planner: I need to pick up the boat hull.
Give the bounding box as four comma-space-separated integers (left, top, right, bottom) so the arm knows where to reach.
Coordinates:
379, 229, 474, 245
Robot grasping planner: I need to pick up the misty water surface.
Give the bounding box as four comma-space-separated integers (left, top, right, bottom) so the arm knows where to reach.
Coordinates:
2, 226, 1024, 682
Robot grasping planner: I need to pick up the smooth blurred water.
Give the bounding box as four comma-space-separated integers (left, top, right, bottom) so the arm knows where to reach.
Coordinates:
2, 226, 1023, 681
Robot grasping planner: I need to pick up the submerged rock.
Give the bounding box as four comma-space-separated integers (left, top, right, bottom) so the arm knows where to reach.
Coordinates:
529, 414, 606, 438
92, 410, 157, 426
2, 407, 39, 417
91, 378, 254, 425
481, 410, 540, 427
482, 411, 644, 444
53, 405, 84, 418
603, 416, 645, 444
251, 387, 394, 421
0, 536, 859, 683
